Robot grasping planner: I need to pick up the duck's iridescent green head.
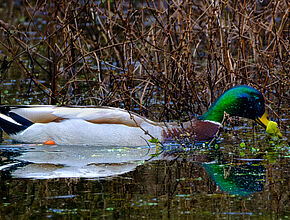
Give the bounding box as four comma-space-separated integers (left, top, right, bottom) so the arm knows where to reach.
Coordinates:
198, 85, 267, 125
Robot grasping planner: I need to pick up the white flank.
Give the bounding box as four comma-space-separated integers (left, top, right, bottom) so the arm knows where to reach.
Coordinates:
11, 119, 164, 146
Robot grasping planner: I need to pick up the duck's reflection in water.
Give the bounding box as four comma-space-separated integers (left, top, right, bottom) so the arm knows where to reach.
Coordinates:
9, 145, 155, 178
3, 144, 265, 196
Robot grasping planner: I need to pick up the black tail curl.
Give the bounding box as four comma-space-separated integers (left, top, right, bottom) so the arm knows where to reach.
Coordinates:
0, 106, 33, 135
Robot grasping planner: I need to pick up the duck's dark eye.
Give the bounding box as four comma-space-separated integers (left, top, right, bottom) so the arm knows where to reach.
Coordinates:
267, 116, 269, 120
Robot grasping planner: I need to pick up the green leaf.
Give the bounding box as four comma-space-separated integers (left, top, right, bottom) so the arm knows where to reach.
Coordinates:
240, 142, 246, 148
148, 138, 159, 143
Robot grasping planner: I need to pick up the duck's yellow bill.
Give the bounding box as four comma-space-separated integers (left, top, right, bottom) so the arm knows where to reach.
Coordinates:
255, 111, 282, 138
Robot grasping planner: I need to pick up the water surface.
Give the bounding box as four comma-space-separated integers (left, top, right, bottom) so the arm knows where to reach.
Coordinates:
0, 127, 289, 219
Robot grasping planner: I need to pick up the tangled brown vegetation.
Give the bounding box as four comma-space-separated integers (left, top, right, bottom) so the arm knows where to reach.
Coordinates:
0, 0, 288, 123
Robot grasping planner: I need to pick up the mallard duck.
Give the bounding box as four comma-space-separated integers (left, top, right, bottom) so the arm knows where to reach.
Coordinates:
0, 85, 282, 146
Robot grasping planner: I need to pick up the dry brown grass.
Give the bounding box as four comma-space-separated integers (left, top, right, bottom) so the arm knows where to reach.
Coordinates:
0, 0, 288, 124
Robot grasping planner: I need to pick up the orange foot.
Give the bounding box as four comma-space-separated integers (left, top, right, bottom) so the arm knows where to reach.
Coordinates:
44, 140, 56, 145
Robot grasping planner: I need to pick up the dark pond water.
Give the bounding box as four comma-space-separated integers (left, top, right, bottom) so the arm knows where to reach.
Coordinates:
0, 1, 289, 219
0, 125, 289, 219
